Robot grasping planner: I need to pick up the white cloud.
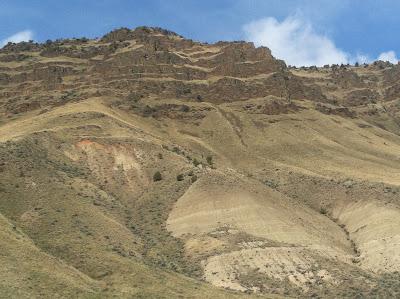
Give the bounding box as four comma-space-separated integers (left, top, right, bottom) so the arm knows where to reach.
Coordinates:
243, 16, 349, 66
378, 51, 398, 63
243, 16, 400, 67
0, 30, 34, 48
355, 53, 371, 64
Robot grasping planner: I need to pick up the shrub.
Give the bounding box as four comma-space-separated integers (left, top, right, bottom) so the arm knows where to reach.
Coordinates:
176, 174, 184, 181
206, 155, 213, 165
172, 146, 181, 154
153, 171, 162, 182
158, 153, 163, 159
127, 92, 142, 103
193, 158, 200, 167
180, 105, 190, 112
191, 175, 198, 183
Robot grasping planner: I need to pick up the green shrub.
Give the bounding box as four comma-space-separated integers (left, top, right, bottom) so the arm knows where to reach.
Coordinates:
176, 174, 184, 181
206, 155, 213, 165
193, 158, 200, 167
153, 171, 162, 182
172, 146, 181, 154
191, 175, 198, 183
180, 105, 190, 112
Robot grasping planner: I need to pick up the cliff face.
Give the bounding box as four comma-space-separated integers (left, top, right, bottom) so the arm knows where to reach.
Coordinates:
2, 26, 400, 131
1, 27, 400, 298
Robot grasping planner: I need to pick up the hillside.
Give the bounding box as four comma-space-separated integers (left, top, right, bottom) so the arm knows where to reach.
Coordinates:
1, 26, 400, 298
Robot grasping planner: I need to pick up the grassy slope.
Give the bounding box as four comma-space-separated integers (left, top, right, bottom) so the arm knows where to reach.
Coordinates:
0, 103, 268, 298
1, 93, 400, 297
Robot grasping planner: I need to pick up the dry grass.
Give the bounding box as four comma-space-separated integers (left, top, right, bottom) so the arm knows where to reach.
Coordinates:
2, 31, 400, 298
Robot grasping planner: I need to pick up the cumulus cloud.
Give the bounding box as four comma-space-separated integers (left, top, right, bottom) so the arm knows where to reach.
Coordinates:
378, 51, 398, 63
0, 30, 34, 48
243, 16, 349, 66
243, 16, 400, 66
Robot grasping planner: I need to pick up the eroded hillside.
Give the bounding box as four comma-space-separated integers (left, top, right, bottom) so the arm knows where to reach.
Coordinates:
1, 26, 400, 298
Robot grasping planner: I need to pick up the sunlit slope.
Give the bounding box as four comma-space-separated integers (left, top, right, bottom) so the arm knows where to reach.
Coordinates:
0, 99, 267, 298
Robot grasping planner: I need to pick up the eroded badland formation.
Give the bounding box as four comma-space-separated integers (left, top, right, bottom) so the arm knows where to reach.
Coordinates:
1, 26, 400, 298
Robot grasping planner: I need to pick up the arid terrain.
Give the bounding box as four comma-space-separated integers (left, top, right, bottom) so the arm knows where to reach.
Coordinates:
1, 26, 400, 298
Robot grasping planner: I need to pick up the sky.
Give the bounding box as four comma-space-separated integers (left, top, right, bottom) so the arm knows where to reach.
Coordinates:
1, 0, 400, 66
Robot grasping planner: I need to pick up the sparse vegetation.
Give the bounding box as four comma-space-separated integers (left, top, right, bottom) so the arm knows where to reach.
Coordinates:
1, 25, 400, 299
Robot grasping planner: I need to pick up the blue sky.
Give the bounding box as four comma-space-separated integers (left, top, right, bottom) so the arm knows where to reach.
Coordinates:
1, 0, 400, 66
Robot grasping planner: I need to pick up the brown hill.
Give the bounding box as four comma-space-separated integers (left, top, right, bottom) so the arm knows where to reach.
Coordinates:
1, 26, 400, 298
